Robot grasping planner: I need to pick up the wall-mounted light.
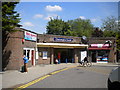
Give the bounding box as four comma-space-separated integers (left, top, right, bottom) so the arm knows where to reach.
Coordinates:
22, 39, 25, 44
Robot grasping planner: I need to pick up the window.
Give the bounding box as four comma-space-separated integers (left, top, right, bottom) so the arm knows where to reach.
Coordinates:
23, 48, 34, 60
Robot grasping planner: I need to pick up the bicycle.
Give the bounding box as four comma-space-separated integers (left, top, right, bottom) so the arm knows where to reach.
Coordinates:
79, 60, 92, 67
79, 60, 86, 67
86, 60, 92, 67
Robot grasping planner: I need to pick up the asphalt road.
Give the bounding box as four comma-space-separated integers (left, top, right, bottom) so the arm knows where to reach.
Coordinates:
24, 65, 117, 88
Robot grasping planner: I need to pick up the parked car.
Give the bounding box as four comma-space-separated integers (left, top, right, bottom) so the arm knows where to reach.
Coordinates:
108, 67, 120, 90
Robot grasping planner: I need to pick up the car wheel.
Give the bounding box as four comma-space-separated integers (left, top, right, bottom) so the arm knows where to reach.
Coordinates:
108, 80, 120, 90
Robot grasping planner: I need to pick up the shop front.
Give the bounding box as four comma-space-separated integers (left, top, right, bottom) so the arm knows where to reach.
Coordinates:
37, 34, 88, 64
88, 44, 111, 63
37, 42, 88, 64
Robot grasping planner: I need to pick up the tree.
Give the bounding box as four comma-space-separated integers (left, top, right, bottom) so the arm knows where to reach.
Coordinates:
46, 18, 71, 35
62, 22, 72, 36
2, 2, 21, 32
67, 18, 94, 37
92, 27, 103, 37
103, 30, 117, 37
2, 2, 21, 70
101, 16, 120, 50
116, 31, 120, 50
46, 18, 94, 37
102, 16, 118, 31
101, 16, 118, 37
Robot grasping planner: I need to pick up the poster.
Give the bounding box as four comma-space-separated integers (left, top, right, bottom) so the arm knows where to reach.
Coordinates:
43, 51, 47, 59
81, 51, 87, 61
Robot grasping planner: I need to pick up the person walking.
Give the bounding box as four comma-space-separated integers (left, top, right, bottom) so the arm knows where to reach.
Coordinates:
23, 55, 29, 73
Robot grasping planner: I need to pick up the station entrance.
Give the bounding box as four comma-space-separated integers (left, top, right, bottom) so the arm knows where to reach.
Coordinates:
54, 48, 74, 63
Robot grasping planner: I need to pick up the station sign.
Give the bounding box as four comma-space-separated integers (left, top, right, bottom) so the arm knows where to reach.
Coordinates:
54, 37, 73, 42
24, 31, 37, 41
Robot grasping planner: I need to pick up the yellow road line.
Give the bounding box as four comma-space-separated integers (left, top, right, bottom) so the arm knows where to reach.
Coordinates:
15, 65, 77, 90
14, 75, 50, 90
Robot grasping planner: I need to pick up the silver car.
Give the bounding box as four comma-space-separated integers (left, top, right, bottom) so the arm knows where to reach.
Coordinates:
108, 67, 120, 90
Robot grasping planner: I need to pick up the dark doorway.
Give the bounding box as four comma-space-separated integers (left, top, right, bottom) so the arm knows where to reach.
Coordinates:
31, 50, 34, 65
92, 51, 96, 62
54, 48, 74, 63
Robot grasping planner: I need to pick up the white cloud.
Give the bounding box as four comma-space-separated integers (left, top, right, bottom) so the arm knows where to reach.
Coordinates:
33, 14, 43, 18
91, 18, 97, 23
45, 5, 62, 12
79, 16, 86, 19
44, 16, 52, 21
23, 22, 34, 27
116, 20, 119, 23
44, 14, 60, 21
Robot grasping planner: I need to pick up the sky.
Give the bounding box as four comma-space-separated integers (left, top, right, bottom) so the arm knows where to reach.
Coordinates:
15, 1, 118, 34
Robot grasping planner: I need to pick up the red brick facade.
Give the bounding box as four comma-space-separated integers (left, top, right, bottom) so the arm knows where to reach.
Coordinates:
2, 28, 37, 70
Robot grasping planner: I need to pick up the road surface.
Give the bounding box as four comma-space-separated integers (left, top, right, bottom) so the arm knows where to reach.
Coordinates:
23, 65, 117, 88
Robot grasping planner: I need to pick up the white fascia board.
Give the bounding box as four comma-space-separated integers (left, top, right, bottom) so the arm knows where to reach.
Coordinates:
37, 43, 88, 48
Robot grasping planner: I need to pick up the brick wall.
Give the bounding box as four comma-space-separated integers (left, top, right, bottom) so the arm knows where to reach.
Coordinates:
3, 29, 37, 70
37, 34, 81, 44
3, 31, 23, 70
37, 47, 51, 64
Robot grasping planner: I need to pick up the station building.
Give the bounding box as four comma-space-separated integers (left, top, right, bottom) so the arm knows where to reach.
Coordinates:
2, 28, 117, 70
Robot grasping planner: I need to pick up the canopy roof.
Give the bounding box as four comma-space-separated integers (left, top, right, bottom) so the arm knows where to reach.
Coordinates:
37, 43, 88, 48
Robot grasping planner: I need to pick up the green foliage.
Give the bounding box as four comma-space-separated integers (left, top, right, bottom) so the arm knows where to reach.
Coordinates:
46, 18, 71, 35
101, 16, 118, 35
116, 31, 120, 50
92, 28, 103, 37
46, 18, 94, 37
103, 30, 117, 37
101, 16, 120, 50
2, 2, 21, 32
67, 18, 94, 37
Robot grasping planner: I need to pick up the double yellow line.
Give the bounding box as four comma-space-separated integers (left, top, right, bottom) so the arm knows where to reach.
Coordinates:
14, 66, 77, 90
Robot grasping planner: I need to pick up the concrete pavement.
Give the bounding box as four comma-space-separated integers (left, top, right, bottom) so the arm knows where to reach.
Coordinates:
1, 63, 119, 89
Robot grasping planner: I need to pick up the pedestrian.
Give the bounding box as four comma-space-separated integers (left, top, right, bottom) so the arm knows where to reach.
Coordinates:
55, 58, 58, 64
23, 55, 29, 73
